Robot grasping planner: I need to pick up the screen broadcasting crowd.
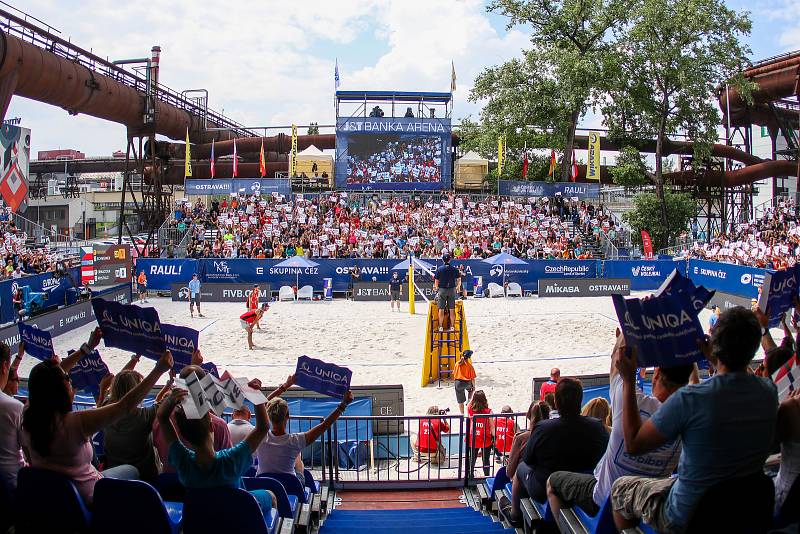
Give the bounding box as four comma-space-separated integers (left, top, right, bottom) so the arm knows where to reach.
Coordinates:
167, 192, 613, 262
345, 136, 442, 185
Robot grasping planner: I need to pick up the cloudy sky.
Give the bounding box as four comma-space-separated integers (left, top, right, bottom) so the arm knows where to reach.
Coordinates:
8, 0, 800, 157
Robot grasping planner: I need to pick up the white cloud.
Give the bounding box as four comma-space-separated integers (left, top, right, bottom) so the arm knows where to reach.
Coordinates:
10, 0, 529, 156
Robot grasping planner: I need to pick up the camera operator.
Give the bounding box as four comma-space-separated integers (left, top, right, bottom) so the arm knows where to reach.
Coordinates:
412, 406, 451, 465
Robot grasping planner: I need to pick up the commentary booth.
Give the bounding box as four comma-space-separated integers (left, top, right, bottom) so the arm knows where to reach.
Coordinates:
334, 90, 453, 192
295, 144, 334, 187
455, 150, 489, 190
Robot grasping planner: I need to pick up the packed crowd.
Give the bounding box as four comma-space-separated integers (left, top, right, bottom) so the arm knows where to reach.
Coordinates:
686, 200, 799, 269
0, 219, 64, 280
346, 136, 443, 185
169, 193, 608, 261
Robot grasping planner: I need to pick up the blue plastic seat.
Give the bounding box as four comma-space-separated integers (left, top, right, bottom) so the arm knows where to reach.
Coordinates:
93, 478, 182, 534
243, 476, 298, 519
303, 468, 320, 494
183, 487, 279, 534
153, 472, 186, 503
259, 471, 311, 503
16, 466, 92, 533
485, 466, 508, 497
571, 497, 615, 534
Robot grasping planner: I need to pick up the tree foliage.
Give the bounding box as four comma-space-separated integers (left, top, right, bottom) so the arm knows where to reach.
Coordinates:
610, 147, 649, 188
472, 0, 634, 182
623, 190, 696, 250
307, 122, 320, 135
601, 0, 752, 223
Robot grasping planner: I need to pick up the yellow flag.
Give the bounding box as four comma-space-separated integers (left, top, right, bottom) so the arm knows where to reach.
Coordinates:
587, 131, 601, 181
497, 135, 504, 175
289, 124, 298, 177
184, 128, 192, 178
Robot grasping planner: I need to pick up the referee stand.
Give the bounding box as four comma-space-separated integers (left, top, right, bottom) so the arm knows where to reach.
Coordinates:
421, 301, 470, 388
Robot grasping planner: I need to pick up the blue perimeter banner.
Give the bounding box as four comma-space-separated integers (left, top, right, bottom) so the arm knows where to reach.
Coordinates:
498, 180, 600, 199
335, 117, 452, 191
138, 258, 600, 292
184, 178, 292, 197
0, 268, 82, 325
604, 260, 684, 291
687, 259, 765, 300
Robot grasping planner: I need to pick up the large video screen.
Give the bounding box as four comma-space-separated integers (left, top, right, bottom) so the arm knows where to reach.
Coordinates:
336, 117, 451, 191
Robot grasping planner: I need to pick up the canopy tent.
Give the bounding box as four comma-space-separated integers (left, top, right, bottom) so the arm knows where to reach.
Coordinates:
274, 256, 320, 290
455, 151, 489, 190
482, 252, 528, 293
295, 144, 333, 186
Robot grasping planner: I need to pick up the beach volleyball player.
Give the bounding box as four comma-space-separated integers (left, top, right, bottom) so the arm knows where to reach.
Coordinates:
247, 284, 262, 329
241, 303, 268, 350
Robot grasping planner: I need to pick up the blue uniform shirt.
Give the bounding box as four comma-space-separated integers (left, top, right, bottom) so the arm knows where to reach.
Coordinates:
435, 264, 460, 289
188, 279, 201, 296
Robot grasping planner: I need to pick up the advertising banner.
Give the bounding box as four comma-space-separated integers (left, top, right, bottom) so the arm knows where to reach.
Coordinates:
0, 124, 31, 212
170, 283, 271, 303
707, 290, 752, 311
688, 259, 765, 299
352, 281, 434, 301
603, 260, 682, 291
0, 267, 82, 324
91, 299, 165, 360
538, 278, 630, 297
0, 284, 131, 349
335, 117, 452, 191
137, 258, 197, 290
587, 132, 601, 181
184, 178, 292, 197
497, 180, 600, 199
18, 323, 54, 360
161, 323, 200, 368
294, 355, 352, 399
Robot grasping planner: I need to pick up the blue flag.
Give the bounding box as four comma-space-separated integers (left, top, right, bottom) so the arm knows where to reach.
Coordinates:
757, 266, 799, 328
613, 291, 706, 368
68, 350, 110, 396
294, 355, 352, 399
161, 323, 199, 370
91, 299, 165, 360
18, 323, 54, 361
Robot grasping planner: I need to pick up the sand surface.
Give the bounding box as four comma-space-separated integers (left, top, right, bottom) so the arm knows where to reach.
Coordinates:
18, 294, 767, 415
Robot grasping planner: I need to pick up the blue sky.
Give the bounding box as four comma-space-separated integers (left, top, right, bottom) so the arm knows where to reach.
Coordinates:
7, 0, 799, 157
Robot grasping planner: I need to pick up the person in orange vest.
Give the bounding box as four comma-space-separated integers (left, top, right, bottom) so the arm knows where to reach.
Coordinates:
136, 269, 148, 304
453, 350, 476, 415
240, 304, 268, 350
247, 284, 262, 330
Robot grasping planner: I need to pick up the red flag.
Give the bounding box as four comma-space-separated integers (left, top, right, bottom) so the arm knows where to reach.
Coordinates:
571, 151, 578, 182
259, 139, 266, 178
232, 138, 238, 178
641, 230, 654, 259
210, 140, 215, 178
522, 154, 529, 180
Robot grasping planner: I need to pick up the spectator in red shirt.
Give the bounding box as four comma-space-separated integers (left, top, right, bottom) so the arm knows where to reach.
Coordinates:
493, 406, 518, 463
539, 368, 560, 401
467, 390, 494, 477
412, 406, 451, 464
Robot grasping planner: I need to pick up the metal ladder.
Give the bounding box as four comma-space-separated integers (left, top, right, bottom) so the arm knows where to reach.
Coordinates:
430, 303, 464, 387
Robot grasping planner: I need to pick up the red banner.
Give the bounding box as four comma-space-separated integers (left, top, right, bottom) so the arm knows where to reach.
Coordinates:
641, 230, 654, 259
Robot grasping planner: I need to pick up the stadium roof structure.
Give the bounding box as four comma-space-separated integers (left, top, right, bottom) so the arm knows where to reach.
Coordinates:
335, 90, 452, 103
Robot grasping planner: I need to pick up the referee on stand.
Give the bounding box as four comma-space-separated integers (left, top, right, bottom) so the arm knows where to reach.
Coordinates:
433, 252, 460, 331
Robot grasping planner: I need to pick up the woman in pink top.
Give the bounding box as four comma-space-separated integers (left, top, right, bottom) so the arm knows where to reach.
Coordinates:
20, 327, 173, 503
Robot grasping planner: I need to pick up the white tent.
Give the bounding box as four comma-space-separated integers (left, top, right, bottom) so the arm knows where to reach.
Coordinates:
295, 144, 333, 185
455, 151, 489, 190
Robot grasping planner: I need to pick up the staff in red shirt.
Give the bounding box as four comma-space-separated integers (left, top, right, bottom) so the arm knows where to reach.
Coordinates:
247, 284, 262, 330
493, 406, 517, 462
412, 406, 451, 465
539, 367, 560, 401
240, 304, 268, 350
466, 390, 494, 477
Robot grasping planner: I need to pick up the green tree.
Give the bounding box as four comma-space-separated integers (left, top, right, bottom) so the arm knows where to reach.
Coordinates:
602, 0, 752, 226
307, 122, 320, 135
474, 0, 634, 182
623, 190, 696, 250
610, 146, 649, 188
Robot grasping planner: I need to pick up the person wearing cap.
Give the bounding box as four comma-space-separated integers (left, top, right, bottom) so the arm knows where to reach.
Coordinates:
433, 252, 461, 331
188, 273, 204, 318
453, 350, 477, 414
247, 284, 262, 330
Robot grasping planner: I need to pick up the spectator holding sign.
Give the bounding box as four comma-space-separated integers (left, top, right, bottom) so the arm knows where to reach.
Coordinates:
611, 307, 778, 533
158, 379, 276, 518
257, 376, 354, 482
20, 328, 173, 503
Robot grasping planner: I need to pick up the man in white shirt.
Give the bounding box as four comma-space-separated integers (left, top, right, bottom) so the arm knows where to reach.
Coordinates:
0, 342, 24, 489
546, 331, 693, 517
227, 406, 255, 448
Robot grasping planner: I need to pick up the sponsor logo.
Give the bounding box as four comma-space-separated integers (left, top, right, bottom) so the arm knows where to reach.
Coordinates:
489, 265, 503, 277
631, 265, 662, 278
178, 286, 190, 299
698, 268, 727, 279
213, 261, 230, 274
41, 277, 61, 291
740, 273, 752, 285
269, 266, 319, 275
150, 265, 182, 276
543, 264, 590, 275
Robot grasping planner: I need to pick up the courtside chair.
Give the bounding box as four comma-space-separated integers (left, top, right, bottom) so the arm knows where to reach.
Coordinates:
183, 487, 280, 534
259, 471, 312, 504
16, 466, 92, 533
92, 478, 182, 534
297, 285, 314, 300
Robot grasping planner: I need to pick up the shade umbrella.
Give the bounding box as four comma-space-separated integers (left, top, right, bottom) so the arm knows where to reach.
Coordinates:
482, 252, 528, 294
391, 257, 435, 273
274, 256, 320, 290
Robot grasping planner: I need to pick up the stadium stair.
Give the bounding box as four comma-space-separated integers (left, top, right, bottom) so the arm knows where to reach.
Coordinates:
319, 507, 515, 533
421, 301, 471, 387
